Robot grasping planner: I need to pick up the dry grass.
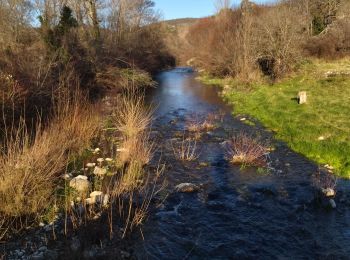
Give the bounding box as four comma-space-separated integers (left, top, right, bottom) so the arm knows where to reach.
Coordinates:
0, 98, 99, 240
115, 94, 153, 139
118, 133, 154, 166
186, 112, 218, 133
110, 163, 165, 238
225, 133, 269, 167
171, 134, 199, 161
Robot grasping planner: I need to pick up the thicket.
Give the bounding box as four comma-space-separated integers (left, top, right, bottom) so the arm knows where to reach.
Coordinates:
0, 0, 174, 123
0, 0, 173, 242
186, 0, 350, 80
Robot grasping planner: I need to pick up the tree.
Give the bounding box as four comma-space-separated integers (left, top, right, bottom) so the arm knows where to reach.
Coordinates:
86, 0, 100, 41
215, 0, 231, 12
39, 5, 78, 51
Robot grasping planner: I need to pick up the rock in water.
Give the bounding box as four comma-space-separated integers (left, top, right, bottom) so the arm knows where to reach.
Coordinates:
69, 175, 90, 193
298, 91, 307, 104
329, 199, 337, 209
175, 183, 200, 193
322, 188, 336, 197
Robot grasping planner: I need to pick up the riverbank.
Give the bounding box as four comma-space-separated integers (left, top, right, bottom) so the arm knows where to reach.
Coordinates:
0, 70, 161, 258
199, 59, 350, 177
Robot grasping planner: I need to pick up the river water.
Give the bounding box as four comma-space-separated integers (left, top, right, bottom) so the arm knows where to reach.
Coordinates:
136, 68, 350, 259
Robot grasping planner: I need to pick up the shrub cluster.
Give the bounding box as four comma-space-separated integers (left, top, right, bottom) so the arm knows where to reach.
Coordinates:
185, 0, 350, 80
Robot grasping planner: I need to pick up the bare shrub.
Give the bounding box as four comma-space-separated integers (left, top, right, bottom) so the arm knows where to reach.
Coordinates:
171, 135, 199, 161
117, 133, 154, 166
255, 3, 306, 79
225, 132, 269, 167
304, 18, 350, 58
186, 113, 217, 133
96, 67, 156, 92
115, 94, 153, 139
0, 99, 99, 240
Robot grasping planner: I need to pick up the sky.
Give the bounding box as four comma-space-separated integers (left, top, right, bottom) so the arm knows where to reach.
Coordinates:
153, 0, 276, 20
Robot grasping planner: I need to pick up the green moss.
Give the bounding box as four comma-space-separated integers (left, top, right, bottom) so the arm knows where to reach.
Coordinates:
201, 59, 350, 177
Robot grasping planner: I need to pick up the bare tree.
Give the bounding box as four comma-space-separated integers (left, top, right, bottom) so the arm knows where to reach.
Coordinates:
214, 0, 231, 12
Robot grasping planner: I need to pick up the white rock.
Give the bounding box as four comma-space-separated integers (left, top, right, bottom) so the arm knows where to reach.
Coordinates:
105, 158, 113, 162
240, 118, 246, 121
175, 183, 200, 193
97, 158, 104, 163
93, 166, 107, 176
90, 191, 104, 204
86, 163, 96, 168
69, 175, 90, 193
61, 173, 72, 180
322, 188, 336, 197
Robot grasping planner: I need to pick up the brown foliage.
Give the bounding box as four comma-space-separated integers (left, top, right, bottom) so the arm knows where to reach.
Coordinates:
0, 99, 99, 239
225, 133, 269, 167
305, 18, 350, 58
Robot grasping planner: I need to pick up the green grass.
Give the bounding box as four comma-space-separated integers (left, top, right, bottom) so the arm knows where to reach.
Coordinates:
200, 59, 350, 177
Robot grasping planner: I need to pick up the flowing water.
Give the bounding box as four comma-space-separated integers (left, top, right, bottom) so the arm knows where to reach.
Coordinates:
135, 68, 350, 259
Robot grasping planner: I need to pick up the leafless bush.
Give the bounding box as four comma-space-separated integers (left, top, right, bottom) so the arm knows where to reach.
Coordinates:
225, 132, 269, 167
171, 135, 199, 161
304, 18, 350, 58
115, 94, 153, 139
186, 112, 218, 133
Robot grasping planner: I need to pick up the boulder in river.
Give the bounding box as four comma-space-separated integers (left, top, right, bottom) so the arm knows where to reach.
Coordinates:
175, 183, 200, 193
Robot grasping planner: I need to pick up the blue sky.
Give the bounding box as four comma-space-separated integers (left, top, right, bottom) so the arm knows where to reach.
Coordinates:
154, 0, 276, 20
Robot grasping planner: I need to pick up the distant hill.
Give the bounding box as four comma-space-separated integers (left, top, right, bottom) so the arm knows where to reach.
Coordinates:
159, 18, 199, 66
161, 18, 200, 27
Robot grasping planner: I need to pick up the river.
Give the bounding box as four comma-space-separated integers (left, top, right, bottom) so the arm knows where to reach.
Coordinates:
134, 67, 350, 259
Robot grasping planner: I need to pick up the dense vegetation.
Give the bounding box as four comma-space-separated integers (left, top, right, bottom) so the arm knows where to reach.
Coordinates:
187, 0, 350, 176
0, 0, 174, 123
0, 0, 173, 242
187, 0, 350, 80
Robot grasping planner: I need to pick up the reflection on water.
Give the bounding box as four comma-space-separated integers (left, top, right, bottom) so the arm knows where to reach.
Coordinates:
146, 67, 231, 116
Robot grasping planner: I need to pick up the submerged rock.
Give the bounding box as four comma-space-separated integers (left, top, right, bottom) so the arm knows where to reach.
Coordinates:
329, 199, 337, 209
70, 237, 81, 252
175, 183, 200, 193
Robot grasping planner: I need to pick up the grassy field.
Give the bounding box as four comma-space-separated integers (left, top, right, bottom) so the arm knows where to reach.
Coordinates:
200, 59, 350, 177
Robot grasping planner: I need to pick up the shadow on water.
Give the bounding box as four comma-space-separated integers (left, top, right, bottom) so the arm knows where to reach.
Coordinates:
136, 67, 350, 259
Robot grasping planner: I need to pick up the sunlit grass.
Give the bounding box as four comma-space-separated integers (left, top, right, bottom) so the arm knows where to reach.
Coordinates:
201, 59, 350, 177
